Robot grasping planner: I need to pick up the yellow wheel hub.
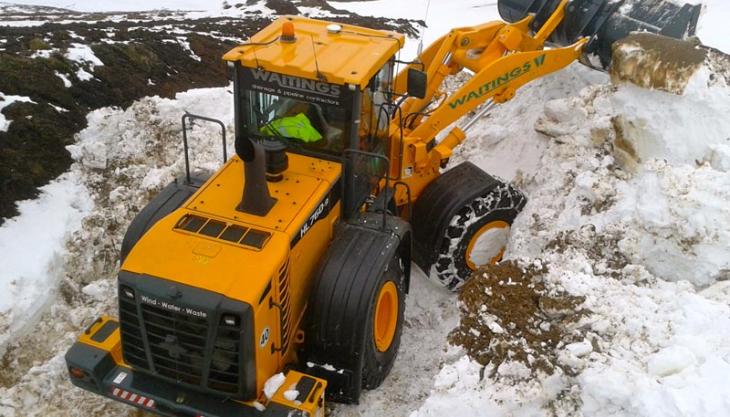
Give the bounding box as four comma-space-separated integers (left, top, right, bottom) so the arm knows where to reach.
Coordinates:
373, 281, 398, 352
465, 220, 510, 270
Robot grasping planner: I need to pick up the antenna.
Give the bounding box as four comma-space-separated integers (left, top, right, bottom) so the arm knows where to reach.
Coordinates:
417, 0, 432, 56
310, 35, 325, 81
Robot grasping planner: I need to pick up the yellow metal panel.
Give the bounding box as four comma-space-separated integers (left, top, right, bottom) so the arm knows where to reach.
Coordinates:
77, 316, 125, 365
223, 16, 404, 89
253, 278, 281, 396
122, 153, 341, 310
269, 370, 327, 415
186, 154, 339, 232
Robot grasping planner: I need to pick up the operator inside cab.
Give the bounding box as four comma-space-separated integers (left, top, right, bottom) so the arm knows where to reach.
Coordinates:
243, 87, 348, 155
238, 60, 395, 161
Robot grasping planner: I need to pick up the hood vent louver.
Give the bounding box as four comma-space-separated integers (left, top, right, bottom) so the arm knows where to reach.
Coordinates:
176, 214, 271, 250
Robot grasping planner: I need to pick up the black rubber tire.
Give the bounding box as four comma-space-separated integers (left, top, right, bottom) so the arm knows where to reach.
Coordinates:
412, 162, 527, 290
361, 256, 405, 390
301, 221, 408, 403
431, 186, 525, 290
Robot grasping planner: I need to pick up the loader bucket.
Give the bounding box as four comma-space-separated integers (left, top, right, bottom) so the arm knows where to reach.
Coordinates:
498, 0, 702, 69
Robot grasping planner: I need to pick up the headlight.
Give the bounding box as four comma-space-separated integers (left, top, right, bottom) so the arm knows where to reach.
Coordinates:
121, 286, 135, 299
222, 314, 238, 327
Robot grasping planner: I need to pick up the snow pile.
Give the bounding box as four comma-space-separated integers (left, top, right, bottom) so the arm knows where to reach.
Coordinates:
0, 172, 92, 354
64, 43, 103, 66
264, 373, 286, 399
0, 93, 36, 132
64, 43, 104, 81
611, 67, 730, 173
0, 87, 235, 416
413, 60, 730, 417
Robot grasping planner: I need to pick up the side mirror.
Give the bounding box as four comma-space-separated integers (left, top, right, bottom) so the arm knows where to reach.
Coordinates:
407, 68, 427, 99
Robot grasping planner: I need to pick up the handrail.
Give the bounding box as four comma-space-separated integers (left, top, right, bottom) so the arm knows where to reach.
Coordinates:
181, 112, 228, 184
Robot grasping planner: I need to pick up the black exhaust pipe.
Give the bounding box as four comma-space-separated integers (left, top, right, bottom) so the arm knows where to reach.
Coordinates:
235, 133, 277, 216
497, 0, 701, 69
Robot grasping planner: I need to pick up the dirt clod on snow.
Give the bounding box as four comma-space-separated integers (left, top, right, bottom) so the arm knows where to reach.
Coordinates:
449, 261, 586, 376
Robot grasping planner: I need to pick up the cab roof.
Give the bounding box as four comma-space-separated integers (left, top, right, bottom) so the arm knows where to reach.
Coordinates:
223, 16, 405, 89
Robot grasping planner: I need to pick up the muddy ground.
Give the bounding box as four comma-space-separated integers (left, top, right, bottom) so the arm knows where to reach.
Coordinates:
0, 1, 420, 224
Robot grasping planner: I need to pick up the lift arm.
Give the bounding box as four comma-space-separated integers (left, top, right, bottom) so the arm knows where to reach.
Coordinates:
390, 0, 585, 197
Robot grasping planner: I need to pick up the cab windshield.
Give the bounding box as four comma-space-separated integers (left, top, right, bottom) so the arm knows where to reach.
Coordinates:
242, 89, 350, 157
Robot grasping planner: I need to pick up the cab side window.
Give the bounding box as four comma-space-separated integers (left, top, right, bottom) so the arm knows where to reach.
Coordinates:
360, 61, 394, 154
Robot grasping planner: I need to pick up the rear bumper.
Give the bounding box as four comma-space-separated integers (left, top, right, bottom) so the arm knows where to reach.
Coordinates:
65, 317, 324, 417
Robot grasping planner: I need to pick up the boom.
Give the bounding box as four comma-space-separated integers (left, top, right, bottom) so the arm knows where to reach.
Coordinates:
389, 0, 585, 204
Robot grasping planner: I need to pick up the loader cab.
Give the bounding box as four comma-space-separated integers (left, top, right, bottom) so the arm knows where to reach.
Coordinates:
232, 60, 396, 161
224, 16, 405, 219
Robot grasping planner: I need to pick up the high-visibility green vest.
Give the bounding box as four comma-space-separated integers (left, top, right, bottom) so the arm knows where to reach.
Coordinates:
261, 113, 322, 143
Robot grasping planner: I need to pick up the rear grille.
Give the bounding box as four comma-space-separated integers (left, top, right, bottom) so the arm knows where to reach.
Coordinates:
278, 261, 292, 354
118, 288, 243, 395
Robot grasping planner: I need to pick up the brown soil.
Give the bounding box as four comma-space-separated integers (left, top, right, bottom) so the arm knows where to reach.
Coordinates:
449, 261, 586, 376
611, 32, 706, 94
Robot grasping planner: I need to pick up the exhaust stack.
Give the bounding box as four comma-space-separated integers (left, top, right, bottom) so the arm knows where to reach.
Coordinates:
235, 134, 276, 216
497, 0, 702, 69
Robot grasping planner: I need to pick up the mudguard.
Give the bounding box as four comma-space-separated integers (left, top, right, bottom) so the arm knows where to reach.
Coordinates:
120, 177, 205, 262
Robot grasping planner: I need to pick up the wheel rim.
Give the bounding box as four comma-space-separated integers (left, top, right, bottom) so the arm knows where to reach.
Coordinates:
465, 220, 510, 270
373, 281, 398, 352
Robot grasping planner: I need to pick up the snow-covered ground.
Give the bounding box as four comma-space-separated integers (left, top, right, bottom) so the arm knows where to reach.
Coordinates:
0, 172, 91, 354
0, 94, 35, 132
1, 1, 730, 417
406, 58, 730, 417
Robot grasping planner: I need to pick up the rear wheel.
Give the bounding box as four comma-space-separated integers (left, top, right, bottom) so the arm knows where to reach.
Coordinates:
362, 257, 404, 389
301, 220, 409, 403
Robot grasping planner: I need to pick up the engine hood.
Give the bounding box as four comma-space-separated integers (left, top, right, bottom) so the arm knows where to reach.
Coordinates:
120, 153, 341, 306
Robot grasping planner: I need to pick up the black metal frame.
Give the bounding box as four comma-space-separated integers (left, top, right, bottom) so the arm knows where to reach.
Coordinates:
181, 113, 228, 184
342, 149, 391, 230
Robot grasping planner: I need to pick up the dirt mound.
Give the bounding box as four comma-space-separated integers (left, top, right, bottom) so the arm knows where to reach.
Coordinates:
449, 261, 586, 376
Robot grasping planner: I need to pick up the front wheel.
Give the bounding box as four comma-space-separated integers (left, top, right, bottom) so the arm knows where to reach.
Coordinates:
413, 162, 527, 290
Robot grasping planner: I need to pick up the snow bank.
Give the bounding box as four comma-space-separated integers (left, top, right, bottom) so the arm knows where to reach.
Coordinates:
413, 60, 730, 417
0, 171, 92, 354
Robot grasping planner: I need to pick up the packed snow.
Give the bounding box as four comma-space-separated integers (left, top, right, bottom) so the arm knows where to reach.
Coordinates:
409, 58, 730, 416
64, 43, 103, 66
0, 172, 92, 355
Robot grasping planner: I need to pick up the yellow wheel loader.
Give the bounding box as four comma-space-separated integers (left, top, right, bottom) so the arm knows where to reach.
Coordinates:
65, 0, 701, 415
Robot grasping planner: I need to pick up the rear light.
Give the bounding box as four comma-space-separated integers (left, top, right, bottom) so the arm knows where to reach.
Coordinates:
69, 367, 87, 379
